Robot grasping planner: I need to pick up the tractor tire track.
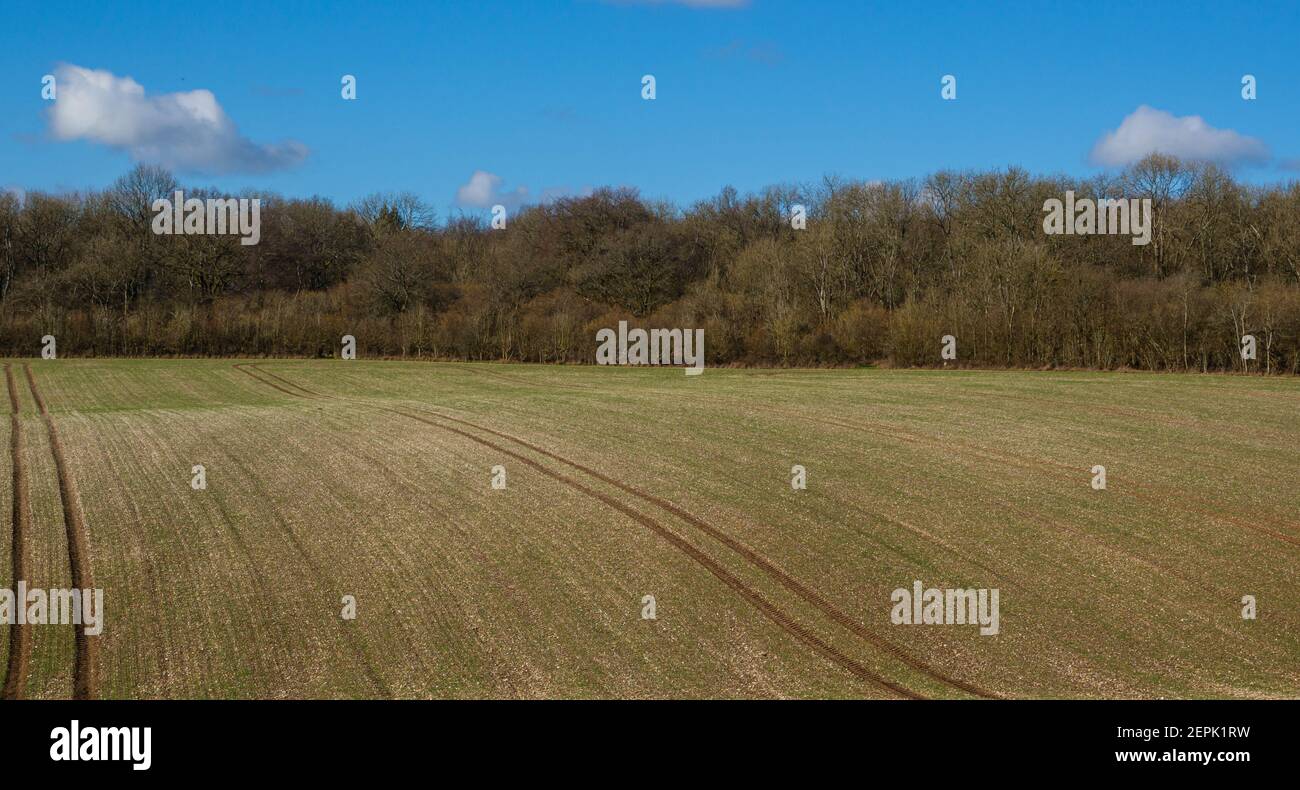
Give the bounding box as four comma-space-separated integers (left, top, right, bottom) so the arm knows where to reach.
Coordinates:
453, 368, 1272, 636
724, 398, 1256, 625
1, 365, 32, 699
469, 374, 1016, 584
234, 363, 306, 398
244, 364, 993, 698
258, 364, 1295, 693
395, 406, 923, 697
24, 364, 98, 700
706, 393, 1300, 642
535, 370, 1298, 552
238, 365, 927, 696
235, 366, 929, 697
400, 405, 997, 699
501, 368, 1300, 545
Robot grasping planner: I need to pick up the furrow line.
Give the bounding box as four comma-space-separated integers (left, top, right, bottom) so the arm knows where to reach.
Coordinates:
0, 365, 32, 699
242, 364, 974, 698
23, 364, 98, 700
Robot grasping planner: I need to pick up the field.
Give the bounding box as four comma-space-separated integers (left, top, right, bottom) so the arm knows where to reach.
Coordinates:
1, 358, 1297, 699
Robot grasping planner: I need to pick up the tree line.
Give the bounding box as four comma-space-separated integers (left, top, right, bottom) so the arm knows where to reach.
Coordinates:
2, 155, 1299, 372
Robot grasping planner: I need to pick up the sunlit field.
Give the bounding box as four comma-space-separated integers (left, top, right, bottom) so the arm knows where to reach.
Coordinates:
3, 359, 1297, 699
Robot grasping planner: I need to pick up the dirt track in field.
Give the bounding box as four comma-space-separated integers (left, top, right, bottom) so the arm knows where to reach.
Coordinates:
453, 368, 1236, 630
479, 365, 1300, 544
24, 364, 98, 699
1, 365, 32, 699
399, 401, 997, 699
236, 362, 998, 699
463, 369, 1298, 607
411, 365, 1300, 666
234, 364, 925, 697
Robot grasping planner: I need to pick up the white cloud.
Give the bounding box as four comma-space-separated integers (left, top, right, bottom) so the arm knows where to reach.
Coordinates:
454, 172, 595, 211
1089, 105, 1268, 168
455, 170, 529, 209
46, 64, 307, 174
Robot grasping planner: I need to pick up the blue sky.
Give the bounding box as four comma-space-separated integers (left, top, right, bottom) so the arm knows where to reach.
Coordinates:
2, 0, 1297, 216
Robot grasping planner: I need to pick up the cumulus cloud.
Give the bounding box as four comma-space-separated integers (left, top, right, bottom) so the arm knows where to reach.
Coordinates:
455, 170, 529, 209
1089, 105, 1268, 168
46, 64, 307, 174
455, 171, 594, 211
